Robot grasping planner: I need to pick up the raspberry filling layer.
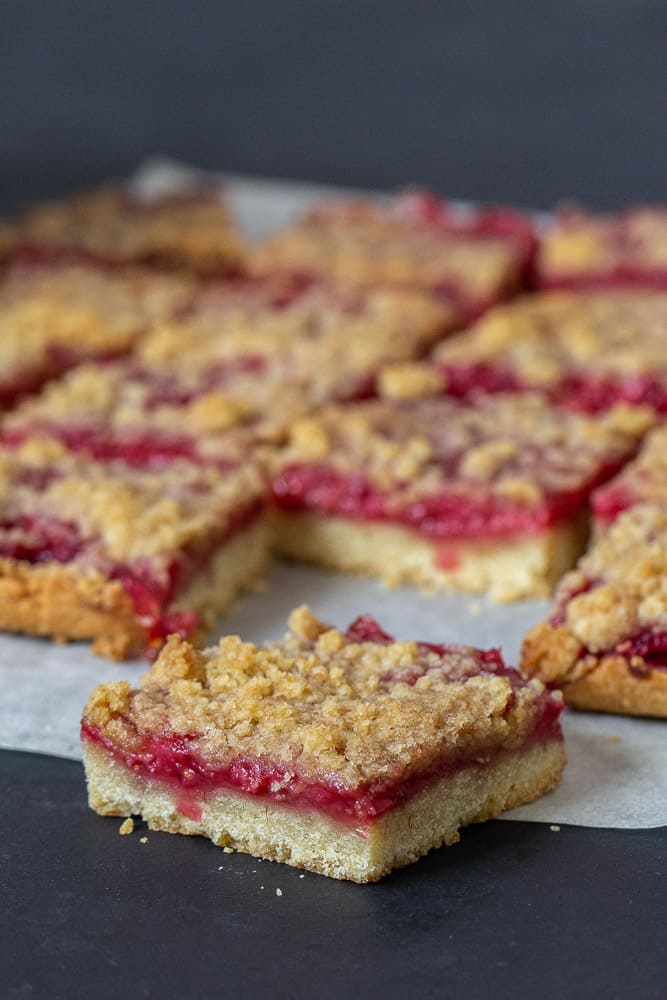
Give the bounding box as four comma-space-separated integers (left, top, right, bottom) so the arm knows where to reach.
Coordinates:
3, 424, 211, 470
591, 481, 637, 525
81, 616, 562, 833
549, 580, 667, 677
271, 461, 623, 540
0, 345, 127, 411
0, 499, 263, 649
438, 363, 667, 414
540, 268, 667, 292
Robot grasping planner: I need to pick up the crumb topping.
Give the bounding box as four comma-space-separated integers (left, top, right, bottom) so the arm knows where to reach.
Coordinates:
275, 393, 651, 505
0, 263, 193, 375
554, 504, 667, 651
0, 442, 264, 565
251, 199, 527, 304
9, 184, 244, 270
539, 207, 667, 278
83, 607, 554, 787
433, 290, 667, 385
136, 276, 452, 374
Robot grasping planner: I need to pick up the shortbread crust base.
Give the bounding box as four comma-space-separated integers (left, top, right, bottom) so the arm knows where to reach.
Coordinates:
83, 739, 565, 883
272, 511, 589, 602
0, 517, 269, 659
522, 622, 667, 718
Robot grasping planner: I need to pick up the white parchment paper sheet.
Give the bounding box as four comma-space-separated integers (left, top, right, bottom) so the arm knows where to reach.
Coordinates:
0, 164, 664, 829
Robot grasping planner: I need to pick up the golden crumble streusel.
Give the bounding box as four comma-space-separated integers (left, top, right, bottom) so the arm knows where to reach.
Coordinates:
538, 207, 667, 281
83, 607, 557, 788
251, 199, 528, 307
0, 263, 194, 374
137, 276, 453, 374
553, 503, 667, 653
433, 290, 667, 387
9, 183, 244, 272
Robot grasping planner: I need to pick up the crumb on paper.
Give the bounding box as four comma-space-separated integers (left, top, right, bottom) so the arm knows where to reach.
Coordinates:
608, 735, 622, 744
140, 836, 148, 844
299, 874, 305, 879
276, 888, 283, 897
550, 824, 561, 832
118, 818, 134, 836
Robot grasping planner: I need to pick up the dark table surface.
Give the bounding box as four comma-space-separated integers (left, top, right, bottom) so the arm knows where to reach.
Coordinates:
1, 1, 666, 214
2, 749, 665, 1000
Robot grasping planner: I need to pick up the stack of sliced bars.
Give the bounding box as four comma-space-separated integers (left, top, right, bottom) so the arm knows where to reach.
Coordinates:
2, 178, 666, 879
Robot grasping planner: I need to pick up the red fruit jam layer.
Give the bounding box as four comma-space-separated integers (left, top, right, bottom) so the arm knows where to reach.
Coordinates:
2, 424, 215, 471
590, 481, 637, 525
616, 630, 667, 673
539, 268, 667, 293
549, 580, 667, 677
271, 460, 625, 541
81, 615, 562, 833
438, 363, 667, 414
0, 499, 263, 650
0, 345, 128, 411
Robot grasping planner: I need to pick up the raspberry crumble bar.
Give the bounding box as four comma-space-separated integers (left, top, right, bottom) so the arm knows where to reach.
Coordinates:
82, 606, 565, 882
522, 504, 667, 718
2, 274, 452, 458
0, 260, 193, 410
0, 440, 268, 658
7, 182, 245, 275
538, 205, 667, 290
592, 424, 667, 528
270, 389, 651, 601
252, 192, 535, 323
431, 289, 667, 413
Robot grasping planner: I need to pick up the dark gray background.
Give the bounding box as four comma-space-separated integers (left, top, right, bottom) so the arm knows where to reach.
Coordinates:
1, 0, 665, 215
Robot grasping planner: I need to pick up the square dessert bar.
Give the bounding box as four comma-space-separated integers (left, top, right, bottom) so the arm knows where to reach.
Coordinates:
0, 260, 194, 410
592, 424, 667, 528
251, 192, 536, 323
522, 503, 667, 718
82, 606, 565, 882
2, 274, 452, 461
431, 289, 667, 413
0, 439, 268, 659
537, 205, 667, 290
7, 182, 245, 275
270, 389, 652, 601
137, 272, 454, 374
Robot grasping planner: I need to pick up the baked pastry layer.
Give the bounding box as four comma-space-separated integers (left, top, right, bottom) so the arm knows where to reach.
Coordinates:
272, 510, 588, 602
83, 739, 565, 883
82, 607, 564, 879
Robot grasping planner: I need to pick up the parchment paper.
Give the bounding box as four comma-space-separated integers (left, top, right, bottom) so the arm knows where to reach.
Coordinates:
0, 162, 664, 829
